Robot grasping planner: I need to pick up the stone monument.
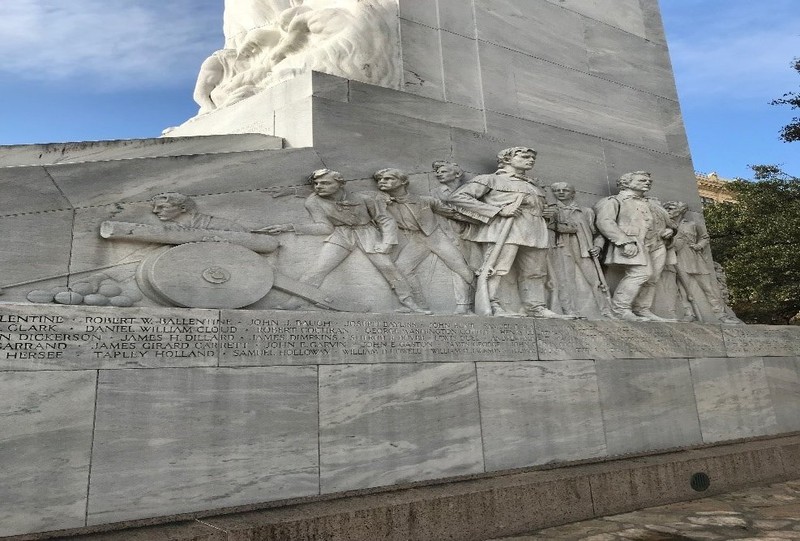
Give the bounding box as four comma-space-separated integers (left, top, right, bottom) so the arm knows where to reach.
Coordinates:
2, 1, 800, 539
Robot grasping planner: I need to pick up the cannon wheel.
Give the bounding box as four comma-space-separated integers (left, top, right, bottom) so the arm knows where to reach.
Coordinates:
136, 242, 274, 309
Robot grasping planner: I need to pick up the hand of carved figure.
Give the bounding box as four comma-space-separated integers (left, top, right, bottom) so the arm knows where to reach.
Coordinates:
690, 243, 704, 252
541, 205, 558, 219
557, 222, 578, 234
253, 224, 294, 234
621, 242, 639, 258
373, 241, 393, 254
588, 247, 602, 258
660, 229, 675, 240
498, 204, 521, 217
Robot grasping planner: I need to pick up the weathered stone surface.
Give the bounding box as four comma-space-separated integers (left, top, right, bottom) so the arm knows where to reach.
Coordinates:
764, 357, 800, 433
0, 165, 71, 214
584, 19, 678, 101
43, 148, 325, 208
219, 311, 537, 366
309, 98, 453, 178
596, 358, 703, 455
440, 31, 484, 110
348, 81, 485, 132
536, 320, 726, 360
318, 363, 483, 492
0, 304, 220, 370
723, 325, 800, 357
690, 357, 779, 443
479, 43, 671, 154
87, 366, 319, 525
401, 19, 444, 100
438, 0, 476, 38
0, 134, 282, 167
0, 210, 74, 301
546, 0, 647, 39
0, 371, 96, 536
477, 361, 607, 471
476, 0, 589, 71
398, 0, 437, 28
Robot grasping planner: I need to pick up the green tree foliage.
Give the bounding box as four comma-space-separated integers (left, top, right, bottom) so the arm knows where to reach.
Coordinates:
704, 166, 800, 324
772, 58, 800, 142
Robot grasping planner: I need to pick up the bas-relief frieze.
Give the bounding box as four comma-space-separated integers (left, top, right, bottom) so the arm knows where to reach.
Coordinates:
9, 147, 741, 324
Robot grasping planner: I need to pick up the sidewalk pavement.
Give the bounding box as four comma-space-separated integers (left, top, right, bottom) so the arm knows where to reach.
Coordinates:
492, 479, 800, 540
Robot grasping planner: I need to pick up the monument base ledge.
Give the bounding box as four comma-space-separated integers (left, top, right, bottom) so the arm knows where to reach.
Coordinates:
9, 433, 800, 541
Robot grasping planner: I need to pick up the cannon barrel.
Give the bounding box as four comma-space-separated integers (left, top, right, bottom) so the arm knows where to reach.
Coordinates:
100, 221, 279, 254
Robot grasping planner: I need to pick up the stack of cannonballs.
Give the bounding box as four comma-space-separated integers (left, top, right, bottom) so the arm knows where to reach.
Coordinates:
26, 274, 141, 307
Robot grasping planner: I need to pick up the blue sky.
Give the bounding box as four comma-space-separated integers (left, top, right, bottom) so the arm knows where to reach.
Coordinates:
0, 0, 797, 180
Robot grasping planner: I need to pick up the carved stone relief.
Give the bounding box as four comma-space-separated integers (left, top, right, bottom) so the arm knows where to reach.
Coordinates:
194, 0, 401, 114
660, 201, 741, 324
13, 146, 740, 323
594, 171, 678, 322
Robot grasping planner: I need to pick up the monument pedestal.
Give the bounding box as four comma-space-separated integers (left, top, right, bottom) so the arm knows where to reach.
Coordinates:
0, 1, 779, 537
2, 302, 800, 537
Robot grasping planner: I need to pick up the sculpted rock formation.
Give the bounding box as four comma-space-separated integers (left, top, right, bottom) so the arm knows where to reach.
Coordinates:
194, 0, 400, 114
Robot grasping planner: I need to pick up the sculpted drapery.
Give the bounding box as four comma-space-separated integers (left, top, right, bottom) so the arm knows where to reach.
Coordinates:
193, 0, 400, 115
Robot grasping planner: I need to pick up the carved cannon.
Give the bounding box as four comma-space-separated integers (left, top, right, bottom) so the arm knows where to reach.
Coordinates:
101, 221, 366, 311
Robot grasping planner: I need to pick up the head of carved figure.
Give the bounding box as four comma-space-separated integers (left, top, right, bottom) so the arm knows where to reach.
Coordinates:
550, 182, 576, 202
373, 168, 409, 192
308, 168, 345, 198
663, 201, 689, 220
151, 192, 197, 221
432, 161, 464, 185
617, 171, 652, 193
497, 147, 537, 173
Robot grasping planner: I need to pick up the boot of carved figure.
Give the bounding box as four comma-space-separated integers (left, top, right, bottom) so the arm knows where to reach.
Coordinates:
526, 306, 582, 320
632, 308, 678, 323
397, 295, 432, 315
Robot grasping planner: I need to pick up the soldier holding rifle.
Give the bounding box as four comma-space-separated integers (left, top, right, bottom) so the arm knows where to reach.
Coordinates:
449, 146, 575, 318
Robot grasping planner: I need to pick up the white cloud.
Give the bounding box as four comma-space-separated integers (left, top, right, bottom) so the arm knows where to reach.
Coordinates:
664, 1, 800, 102
0, 0, 222, 89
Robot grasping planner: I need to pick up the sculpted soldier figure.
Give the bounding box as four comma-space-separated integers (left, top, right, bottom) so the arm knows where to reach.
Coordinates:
373, 168, 475, 314
151, 192, 246, 231
432, 160, 467, 198
449, 147, 572, 318
595, 171, 677, 322
663, 201, 739, 323
549, 182, 614, 319
257, 168, 427, 313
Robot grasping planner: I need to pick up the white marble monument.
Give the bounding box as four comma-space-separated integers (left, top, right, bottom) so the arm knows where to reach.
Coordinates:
1, 2, 794, 540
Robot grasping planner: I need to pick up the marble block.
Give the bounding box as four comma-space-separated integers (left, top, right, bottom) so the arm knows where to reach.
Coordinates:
0, 210, 75, 303
536, 320, 726, 361
722, 325, 800, 357
400, 19, 444, 100
220, 311, 538, 366
477, 361, 607, 471
596, 358, 703, 456
0, 304, 221, 370
0, 371, 97, 537
545, 0, 647, 40
690, 357, 779, 443
87, 367, 319, 525
44, 148, 325, 208
764, 357, 800, 433
0, 165, 71, 214
475, 0, 589, 71
0, 134, 282, 167
318, 363, 484, 493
